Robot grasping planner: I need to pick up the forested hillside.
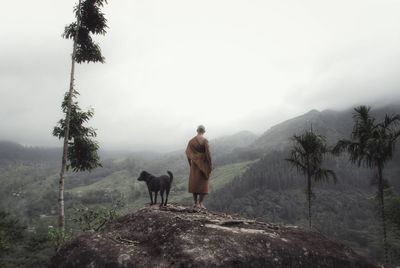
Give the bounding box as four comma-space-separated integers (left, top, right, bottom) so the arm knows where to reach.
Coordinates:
209, 105, 400, 265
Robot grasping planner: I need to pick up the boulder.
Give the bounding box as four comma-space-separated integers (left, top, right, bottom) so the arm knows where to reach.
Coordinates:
52, 204, 377, 268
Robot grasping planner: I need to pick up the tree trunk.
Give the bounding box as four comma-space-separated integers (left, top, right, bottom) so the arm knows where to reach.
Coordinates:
306, 157, 312, 229
58, 0, 82, 242
377, 164, 388, 264
307, 173, 312, 228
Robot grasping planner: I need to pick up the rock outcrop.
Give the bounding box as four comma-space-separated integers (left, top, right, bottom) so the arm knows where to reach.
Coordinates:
52, 205, 377, 268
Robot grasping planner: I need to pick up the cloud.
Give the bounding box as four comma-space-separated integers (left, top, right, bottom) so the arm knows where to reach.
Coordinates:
1, 0, 400, 151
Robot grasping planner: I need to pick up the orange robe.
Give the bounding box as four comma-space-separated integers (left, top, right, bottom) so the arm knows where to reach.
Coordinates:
185, 137, 212, 194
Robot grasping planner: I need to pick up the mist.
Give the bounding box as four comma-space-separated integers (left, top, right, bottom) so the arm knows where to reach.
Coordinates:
1, 0, 400, 152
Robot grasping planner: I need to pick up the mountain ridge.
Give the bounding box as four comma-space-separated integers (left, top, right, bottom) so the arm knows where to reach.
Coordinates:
252, 104, 400, 153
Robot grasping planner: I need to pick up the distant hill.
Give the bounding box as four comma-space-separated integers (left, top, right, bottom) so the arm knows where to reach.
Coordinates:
252, 105, 400, 152
0, 140, 60, 163
209, 130, 260, 166
210, 130, 258, 152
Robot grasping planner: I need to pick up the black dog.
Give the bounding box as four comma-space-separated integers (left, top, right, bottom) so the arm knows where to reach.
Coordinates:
137, 170, 173, 207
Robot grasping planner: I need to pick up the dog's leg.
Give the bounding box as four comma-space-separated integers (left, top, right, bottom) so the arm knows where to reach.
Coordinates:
148, 189, 153, 205
165, 186, 170, 206
154, 191, 158, 204
160, 189, 164, 207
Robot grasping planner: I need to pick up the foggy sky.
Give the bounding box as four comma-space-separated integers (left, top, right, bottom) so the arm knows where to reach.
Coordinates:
1, 0, 400, 151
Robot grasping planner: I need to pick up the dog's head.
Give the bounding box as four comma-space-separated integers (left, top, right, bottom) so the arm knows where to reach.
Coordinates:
137, 171, 152, 182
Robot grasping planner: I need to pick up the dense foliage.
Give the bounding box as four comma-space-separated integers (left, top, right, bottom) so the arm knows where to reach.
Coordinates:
0, 211, 25, 254
0, 211, 53, 268
334, 106, 400, 263
63, 0, 108, 63
53, 91, 101, 172
71, 197, 125, 232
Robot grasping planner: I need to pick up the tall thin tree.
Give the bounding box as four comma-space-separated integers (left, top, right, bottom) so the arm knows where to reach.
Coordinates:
333, 106, 400, 264
55, 0, 108, 239
286, 129, 337, 228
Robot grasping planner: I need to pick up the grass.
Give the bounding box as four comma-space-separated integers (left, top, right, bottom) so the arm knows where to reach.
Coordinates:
209, 160, 257, 191
168, 160, 257, 205
68, 170, 136, 197
67, 160, 257, 211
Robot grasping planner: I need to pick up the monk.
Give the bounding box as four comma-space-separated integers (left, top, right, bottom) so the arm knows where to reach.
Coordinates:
185, 125, 212, 209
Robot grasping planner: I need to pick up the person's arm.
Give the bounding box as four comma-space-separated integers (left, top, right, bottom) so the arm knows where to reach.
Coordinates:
205, 140, 212, 170
185, 142, 192, 167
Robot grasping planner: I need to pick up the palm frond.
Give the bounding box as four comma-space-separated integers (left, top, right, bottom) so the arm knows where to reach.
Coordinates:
332, 139, 352, 155
381, 114, 400, 129
286, 129, 336, 181
285, 157, 307, 174
314, 168, 337, 183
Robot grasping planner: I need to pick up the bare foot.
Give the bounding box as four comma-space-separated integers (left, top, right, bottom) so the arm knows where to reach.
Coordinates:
199, 203, 206, 209
193, 203, 200, 209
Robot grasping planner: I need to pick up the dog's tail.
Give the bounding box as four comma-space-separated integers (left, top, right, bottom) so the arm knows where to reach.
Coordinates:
167, 170, 173, 183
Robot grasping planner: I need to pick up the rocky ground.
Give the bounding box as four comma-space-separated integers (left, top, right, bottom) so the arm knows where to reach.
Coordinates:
51, 204, 378, 268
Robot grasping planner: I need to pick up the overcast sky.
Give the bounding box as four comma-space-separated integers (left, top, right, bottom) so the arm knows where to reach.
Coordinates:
1, 0, 400, 151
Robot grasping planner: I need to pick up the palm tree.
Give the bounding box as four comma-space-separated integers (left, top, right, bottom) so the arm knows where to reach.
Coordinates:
286, 129, 337, 228
55, 0, 108, 241
333, 105, 400, 264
